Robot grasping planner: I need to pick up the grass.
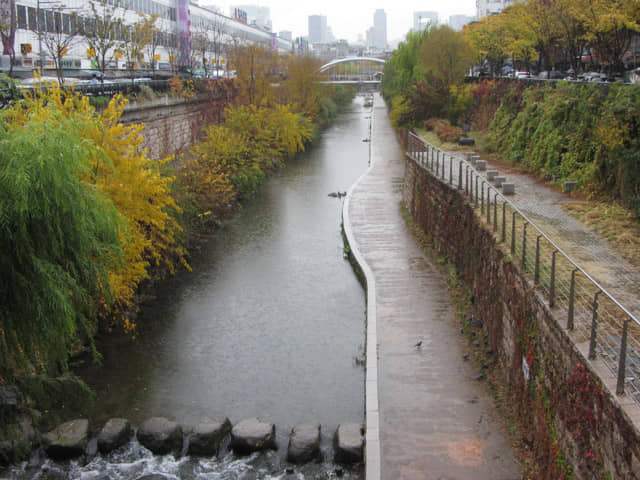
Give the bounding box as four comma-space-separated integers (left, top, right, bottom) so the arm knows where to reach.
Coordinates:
564, 200, 640, 270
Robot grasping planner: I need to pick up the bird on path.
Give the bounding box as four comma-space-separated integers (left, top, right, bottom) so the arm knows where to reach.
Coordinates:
414, 340, 423, 348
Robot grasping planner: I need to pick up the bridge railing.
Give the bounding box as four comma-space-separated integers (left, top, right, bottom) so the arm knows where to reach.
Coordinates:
407, 130, 640, 405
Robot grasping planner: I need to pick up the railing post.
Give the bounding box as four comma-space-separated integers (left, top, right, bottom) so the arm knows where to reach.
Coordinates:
494, 194, 498, 231
588, 291, 601, 360
465, 166, 469, 194
442, 152, 446, 178
458, 160, 463, 189
616, 319, 630, 395
502, 202, 506, 243
550, 251, 557, 307
522, 222, 528, 269
475, 176, 479, 208
449, 155, 453, 185
486, 187, 491, 222
481, 182, 485, 211
534, 235, 542, 284
567, 269, 577, 330
511, 211, 517, 254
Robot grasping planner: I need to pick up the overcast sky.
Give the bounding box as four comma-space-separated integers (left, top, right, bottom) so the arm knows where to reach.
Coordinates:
210, 0, 477, 43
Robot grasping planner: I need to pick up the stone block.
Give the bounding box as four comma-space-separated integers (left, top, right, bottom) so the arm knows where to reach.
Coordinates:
486, 170, 499, 181
334, 423, 364, 464
188, 416, 231, 456
502, 183, 515, 195
475, 160, 487, 171
471, 155, 481, 164
287, 423, 321, 464
458, 137, 475, 146
494, 176, 507, 187
137, 417, 183, 455
97, 418, 132, 454
43, 419, 89, 460
231, 418, 276, 454
563, 181, 577, 193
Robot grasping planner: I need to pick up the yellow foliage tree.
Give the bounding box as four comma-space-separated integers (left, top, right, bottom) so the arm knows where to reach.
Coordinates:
5, 82, 185, 331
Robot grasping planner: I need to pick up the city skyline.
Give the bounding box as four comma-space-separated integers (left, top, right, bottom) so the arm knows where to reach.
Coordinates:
205, 0, 477, 42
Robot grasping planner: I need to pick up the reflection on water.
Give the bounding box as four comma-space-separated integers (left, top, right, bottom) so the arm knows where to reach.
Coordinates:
8, 97, 372, 479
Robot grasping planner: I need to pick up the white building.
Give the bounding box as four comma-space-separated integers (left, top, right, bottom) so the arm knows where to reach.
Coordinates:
1, 0, 292, 72
413, 11, 438, 31
476, 0, 518, 19
448, 14, 475, 31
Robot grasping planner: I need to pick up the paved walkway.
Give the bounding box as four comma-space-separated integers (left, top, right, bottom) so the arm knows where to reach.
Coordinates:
343, 94, 521, 479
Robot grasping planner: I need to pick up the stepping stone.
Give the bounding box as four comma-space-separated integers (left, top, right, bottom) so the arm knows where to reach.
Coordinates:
475, 160, 487, 171
98, 418, 133, 454
287, 423, 321, 464
502, 183, 515, 195
137, 417, 183, 455
188, 416, 231, 456
230, 418, 276, 454
43, 419, 89, 460
471, 155, 481, 164
334, 423, 364, 464
458, 137, 475, 146
494, 176, 507, 187
486, 170, 499, 181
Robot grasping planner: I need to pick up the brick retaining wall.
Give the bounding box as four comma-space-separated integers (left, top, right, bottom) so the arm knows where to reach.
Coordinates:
403, 155, 640, 480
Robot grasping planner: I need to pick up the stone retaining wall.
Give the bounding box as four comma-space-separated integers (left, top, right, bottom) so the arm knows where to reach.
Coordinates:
403, 155, 640, 480
120, 95, 226, 160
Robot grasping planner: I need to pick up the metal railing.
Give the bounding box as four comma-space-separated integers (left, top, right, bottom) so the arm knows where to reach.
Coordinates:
1, 79, 172, 108
406, 131, 640, 404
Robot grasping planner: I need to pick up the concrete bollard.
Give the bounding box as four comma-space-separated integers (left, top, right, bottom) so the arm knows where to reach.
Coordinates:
486, 170, 499, 181
502, 183, 515, 195
471, 155, 481, 165
475, 160, 487, 171
494, 176, 507, 187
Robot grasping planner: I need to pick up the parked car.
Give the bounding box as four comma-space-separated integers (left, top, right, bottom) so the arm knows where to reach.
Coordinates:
515, 71, 532, 79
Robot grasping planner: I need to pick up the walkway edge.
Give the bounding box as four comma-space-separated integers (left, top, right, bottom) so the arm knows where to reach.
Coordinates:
342, 102, 381, 480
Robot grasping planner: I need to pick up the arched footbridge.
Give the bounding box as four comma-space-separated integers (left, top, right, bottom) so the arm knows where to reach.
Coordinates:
319, 57, 386, 85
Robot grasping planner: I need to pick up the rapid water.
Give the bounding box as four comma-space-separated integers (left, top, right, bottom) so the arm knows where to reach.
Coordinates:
6, 95, 372, 479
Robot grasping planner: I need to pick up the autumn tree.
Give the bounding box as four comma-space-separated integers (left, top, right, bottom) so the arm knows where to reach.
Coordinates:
120, 13, 157, 82
572, 0, 640, 73
38, 6, 80, 85
279, 53, 323, 120
81, 0, 126, 75
228, 43, 277, 105
191, 17, 213, 75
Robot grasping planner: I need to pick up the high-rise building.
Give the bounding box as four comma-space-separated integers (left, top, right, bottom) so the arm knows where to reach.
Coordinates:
476, 0, 518, 18
232, 5, 272, 31
448, 14, 475, 31
308, 15, 328, 44
373, 9, 387, 50
413, 11, 438, 31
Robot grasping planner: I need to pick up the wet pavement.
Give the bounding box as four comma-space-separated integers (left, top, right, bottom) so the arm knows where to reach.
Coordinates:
343, 94, 521, 480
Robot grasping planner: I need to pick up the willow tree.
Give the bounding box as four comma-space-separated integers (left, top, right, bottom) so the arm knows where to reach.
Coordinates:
0, 115, 123, 378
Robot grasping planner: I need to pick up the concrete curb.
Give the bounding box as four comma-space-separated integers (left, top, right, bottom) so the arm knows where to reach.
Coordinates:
342, 96, 381, 480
